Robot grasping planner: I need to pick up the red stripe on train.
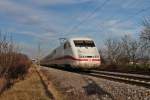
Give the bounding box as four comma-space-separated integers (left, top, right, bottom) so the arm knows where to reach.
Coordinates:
51, 55, 100, 61
92, 59, 100, 61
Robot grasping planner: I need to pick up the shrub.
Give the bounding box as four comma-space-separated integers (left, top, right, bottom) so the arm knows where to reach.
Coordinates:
0, 33, 31, 94
7, 53, 31, 79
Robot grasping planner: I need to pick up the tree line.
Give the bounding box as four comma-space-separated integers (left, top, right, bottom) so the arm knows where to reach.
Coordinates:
100, 19, 150, 72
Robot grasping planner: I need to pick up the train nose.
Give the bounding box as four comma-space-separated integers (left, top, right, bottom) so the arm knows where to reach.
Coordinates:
79, 63, 100, 69
75, 59, 101, 69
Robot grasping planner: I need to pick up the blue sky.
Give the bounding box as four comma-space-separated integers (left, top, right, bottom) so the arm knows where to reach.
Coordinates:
0, 0, 150, 58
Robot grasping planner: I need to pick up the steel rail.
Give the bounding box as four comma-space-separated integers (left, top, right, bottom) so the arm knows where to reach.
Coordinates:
83, 70, 150, 88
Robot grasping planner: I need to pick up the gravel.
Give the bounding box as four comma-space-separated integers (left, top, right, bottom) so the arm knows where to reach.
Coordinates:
40, 66, 150, 100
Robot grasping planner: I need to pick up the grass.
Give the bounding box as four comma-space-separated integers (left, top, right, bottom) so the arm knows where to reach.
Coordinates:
0, 66, 52, 100
39, 68, 64, 100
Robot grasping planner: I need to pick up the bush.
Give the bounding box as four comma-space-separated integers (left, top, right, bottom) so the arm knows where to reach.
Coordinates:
0, 33, 31, 94
0, 33, 31, 79
7, 53, 31, 79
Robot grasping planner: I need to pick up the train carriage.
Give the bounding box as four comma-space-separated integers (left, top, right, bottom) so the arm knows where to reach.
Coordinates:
41, 37, 101, 69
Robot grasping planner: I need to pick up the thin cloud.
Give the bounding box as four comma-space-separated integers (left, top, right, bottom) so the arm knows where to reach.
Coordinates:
0, 0, 66, 39
100, 19, 139, 36
24, 0, 92, 6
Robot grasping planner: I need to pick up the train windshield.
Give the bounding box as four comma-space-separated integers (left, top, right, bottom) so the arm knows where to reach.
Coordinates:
74, 40, 95, 47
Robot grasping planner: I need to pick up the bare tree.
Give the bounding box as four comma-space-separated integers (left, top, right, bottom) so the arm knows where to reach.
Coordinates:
102, 35, 139, 65
0, 32, 18, 77
121, 35, 139, 64
140, 18, 150, 47
99, 48, 107, 64
104, 38, 122, 64
0, 32, 32, 79
139, 18, 150, 64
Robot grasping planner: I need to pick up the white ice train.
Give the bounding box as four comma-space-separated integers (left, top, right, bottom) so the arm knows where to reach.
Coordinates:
41, 37, 101, 69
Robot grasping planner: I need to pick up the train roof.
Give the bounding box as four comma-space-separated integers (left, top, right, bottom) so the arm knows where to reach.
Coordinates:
68, 37, 93, 41
58, 37, 95, 47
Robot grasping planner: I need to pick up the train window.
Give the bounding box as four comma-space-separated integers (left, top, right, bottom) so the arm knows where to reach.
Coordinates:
64, 42, 71, 49
74, 40, 95, 47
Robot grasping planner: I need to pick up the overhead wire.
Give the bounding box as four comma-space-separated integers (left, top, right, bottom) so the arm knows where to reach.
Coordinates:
67, 0, 111, 34
115, 6, 150, 25
66, 0, 150, 36
95, 0, 150, 33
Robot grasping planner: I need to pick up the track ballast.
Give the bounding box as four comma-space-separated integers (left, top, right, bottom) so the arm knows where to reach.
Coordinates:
83, 70, 150, 88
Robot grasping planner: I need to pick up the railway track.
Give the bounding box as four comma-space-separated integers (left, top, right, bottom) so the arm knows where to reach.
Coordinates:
41, 65, 150, 88
83, 70, 150, 88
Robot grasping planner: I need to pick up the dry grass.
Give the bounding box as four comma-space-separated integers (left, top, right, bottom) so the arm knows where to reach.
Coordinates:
0, 66, 52, 100
39, 68, 64, 100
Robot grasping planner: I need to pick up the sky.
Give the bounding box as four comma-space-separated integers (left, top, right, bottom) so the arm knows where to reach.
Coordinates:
0, 0, 150, 58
